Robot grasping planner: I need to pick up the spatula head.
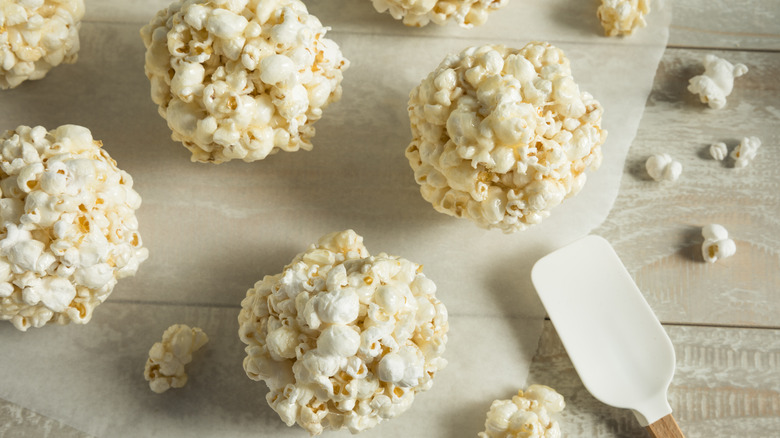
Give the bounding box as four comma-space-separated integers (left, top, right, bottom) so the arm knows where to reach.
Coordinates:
531, 235, 676, 426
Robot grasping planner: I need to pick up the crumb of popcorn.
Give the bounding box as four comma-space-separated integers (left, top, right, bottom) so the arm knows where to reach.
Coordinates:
730, 136, 760, 168
701, 224, 735, 263
478, 385, 565, 438
597, 0, 650, 37
645, 153, 682, 182
145, 324, 209, 394
688, 54, 748, 110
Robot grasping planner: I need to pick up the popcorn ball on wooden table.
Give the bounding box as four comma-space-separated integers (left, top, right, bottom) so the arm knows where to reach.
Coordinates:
141, 0, 349, 163
0, 125, 148, 331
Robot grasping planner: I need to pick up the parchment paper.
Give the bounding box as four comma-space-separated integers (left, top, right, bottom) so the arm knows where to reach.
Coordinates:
0, 0, 670, 436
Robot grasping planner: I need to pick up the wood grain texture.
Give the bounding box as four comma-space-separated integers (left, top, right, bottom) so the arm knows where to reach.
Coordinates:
646, 414, 685, 438
528, 321, 780, 438
593, 48, 780, 328
668, 0, 780, 51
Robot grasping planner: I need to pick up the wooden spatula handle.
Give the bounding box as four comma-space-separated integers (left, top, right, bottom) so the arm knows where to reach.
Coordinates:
646, 414, 684, 438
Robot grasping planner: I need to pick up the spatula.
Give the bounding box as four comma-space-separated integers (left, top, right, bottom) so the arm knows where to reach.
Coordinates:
531, 235, 684, 438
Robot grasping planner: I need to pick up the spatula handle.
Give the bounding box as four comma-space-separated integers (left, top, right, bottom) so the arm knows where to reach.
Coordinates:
645, 414, 684, 438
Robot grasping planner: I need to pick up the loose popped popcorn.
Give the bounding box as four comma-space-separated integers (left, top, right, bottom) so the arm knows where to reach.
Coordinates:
701, 224, 735, 263
645, 153, 681, 182
597, 0, 649, 37
0, 125, 148, 331
406, 43, 607, 233
370, 0, 509, 28
144, 324, 209, 394
140, 0, 349, 163
238, 230, 448, 435
730, 136, 761, 168
688, 55, 748, 110
478, 385, 565, 438
709, 142, 728, 161
0, 0, 84, 89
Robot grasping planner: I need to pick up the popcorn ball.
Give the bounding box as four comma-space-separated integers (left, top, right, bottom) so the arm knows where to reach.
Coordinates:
0, 125, 148, 331
238, 230, 448, 435
0, 0, 85, 89
406, 43, 607, 233
478, 385, 565, 438
140, 0, 349, 163
597, 0, 649, 37
370, 0, 509, 28
144, 324, 209, 394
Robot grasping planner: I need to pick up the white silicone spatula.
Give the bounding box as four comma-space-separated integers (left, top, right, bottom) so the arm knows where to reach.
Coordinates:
531, 235, 684, 438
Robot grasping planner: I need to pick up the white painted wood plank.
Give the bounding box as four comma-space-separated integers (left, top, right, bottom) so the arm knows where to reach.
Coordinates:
669, 0, 780, 51
594, 48, 780, 328
527, 321, 780, 438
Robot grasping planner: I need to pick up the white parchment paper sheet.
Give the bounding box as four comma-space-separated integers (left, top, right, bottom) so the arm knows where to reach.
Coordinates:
0, 0, 670, 436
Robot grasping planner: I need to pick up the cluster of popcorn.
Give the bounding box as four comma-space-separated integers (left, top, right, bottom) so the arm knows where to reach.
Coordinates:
709, 137, 761, 168
0, 125, 148, 331
688, 54, 748, 110
144, 324, 209, 394
597, 0, 649, 37
645, 153, 682, 182
701, 224, 736, 263
370, 0, 508, 28
478, 385, 566, 438
238, 230, 448, 435
406, 43, 607, 233
140, 0, 349, 163
0, 0, 84, 89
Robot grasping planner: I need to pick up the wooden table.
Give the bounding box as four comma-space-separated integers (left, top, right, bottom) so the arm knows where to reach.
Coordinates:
2, 1, 778, 436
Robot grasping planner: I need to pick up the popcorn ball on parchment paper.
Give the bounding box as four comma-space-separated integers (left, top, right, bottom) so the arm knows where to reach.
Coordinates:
597, 0, 649, 37
0, 125, 148, 331
0, 0, 85, 89
140, 0, 349, 163
370, 0, 509, 28
478, 385, 566, 438
238, 230, 448, 435
406, 43, 607, 233
144, 324, 209, 394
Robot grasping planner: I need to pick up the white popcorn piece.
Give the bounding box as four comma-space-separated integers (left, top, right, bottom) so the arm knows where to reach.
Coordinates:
406, 42, 607, 233
140, 0, 349, 164
478, 385, 565, 438
688, 55, 748, 110
730, 136, 761, 168
645, 153, 682, 182
0, 0, 85, 89
0, 125, 148, 331
702, 223, 729, 241
370, 0, 509, 28
238, 230, 449, 435
701, 224, 736, 263
709, 142, 728, 161
144, 324, 209, 394
597, 0, 650, 37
